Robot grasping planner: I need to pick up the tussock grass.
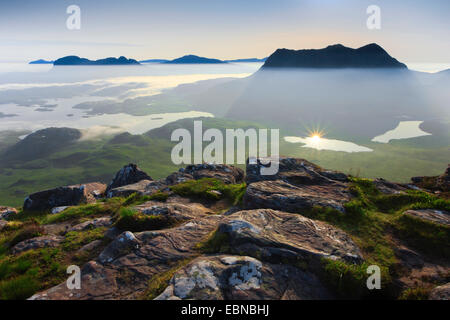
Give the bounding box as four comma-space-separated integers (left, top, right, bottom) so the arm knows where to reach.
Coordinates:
115, 207, 179, 232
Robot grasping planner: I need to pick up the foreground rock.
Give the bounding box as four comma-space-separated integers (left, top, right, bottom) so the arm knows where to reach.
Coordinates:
216, 209, 363, 265
429, 282, 450, 300
179, 164, 244, 184
403, 209, 450, 226
106, 163, 152, 194
244, 157, 351, 212
23, 183, 106, 212
12, 235, 64, 254
29, 206, 222, 299
412, 164, 450, 194
156, 255, 333, 300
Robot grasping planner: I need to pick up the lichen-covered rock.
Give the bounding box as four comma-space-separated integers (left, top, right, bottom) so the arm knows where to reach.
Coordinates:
12, 235, 64, 254
68, 217, 112, 232
30, 213, 222, 299
180, 164, 244, 184
404, 209, 450, 226
244, 157, 351, 212
216, 209, 363, 265
23, 182, 106, 212
134, 201, 212, 221
97, 231, 140, 264
106, 163, 152, 193
374, 178, 407, 194
107, 179, 154, 198
155, 255, 333, 300
429, 282, 450, 300
51, 206, 70, 214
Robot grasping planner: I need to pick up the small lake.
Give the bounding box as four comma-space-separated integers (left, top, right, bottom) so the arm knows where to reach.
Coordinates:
284, 136, 373, 153
372, 121, 431, 143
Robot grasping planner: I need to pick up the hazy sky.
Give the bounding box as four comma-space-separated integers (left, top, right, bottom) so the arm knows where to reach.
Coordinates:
0, 0, 449, 63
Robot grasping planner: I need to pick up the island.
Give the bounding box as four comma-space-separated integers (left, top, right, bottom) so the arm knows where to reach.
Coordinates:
53, 56, 140, 66
164, 55, 226, 64
29, 59, 54, 65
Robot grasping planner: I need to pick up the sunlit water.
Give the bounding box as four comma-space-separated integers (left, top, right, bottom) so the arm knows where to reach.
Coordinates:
284, 136, 373, 153
371, 121, 431, 143
0, 62, 262, 136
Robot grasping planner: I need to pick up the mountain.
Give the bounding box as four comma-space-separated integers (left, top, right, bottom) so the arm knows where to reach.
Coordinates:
53, 56, 140, 66
225, 57, 267, 63
165, 55, 226, 64
29, 59, 54, 65
262, 43, 407, 69
140, 59, 169, 63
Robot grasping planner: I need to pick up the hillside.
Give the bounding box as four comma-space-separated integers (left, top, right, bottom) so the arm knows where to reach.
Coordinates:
0, 159, 448, 300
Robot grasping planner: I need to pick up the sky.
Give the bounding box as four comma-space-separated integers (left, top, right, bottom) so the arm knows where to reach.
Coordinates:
0, 0, 449, 63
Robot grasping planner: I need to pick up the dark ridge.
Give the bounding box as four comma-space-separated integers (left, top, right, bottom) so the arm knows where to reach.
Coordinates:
53, 56, 140, 66
165, 55, 226, 64
262, 43, 407, 69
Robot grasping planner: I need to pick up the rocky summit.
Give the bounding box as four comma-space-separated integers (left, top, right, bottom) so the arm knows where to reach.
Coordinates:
0, 158, 448, 300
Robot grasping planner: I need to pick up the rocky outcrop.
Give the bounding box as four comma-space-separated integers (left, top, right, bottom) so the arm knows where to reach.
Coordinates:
429, 282, 450, 300
403, 209, 450, 226
412, 164, 450, 194
180, 164, 244, 184
12, 235, 64, 254
30, 208, 222, 299
134, 201, 213, 221
0, 206, 18, 220
215, 209, 362, 265
156, 255, 333, 300
244, 157, 351, 212
23, 183, 106, 212
67, 217, 112, 233
106, 164, 152, 194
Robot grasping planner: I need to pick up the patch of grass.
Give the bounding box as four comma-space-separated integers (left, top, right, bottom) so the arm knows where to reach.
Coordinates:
9, 223, 45, 248
61, 227, 107, 252
320, 258, 392, 299
0, 275, 40, 300
115, 207, 179, 232
394, 214, 450, 257
398, 287, 431, 300
142, 257, 196, 300
122, 191, 169, 207
171, 178, 246, 205
40, 199, 122, 224
0, 247, 66, 299
195, 230, 231, 254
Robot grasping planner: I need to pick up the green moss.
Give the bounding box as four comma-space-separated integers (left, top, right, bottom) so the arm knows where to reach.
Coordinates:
115, 207, 179, 232
0, 248, 66, 299
142, 257, 196, 300
9, 224, 44, 248
398, 287, 431, 300
61, 227, 107, 252
195, 230, 230, 254
171, 178, 246, 205
122, 191, 169, 207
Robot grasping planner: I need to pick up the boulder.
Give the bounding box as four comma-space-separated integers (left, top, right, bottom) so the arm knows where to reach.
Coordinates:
403, 209, 450, 226
67, 217, 112, 233
51, 206, 70, 214
0, 220, 8, 231
23, 182, 106, 212
155, 255, 333, 300
134, 201, 212, 221
244, 157, 351, 213
181, 164, 244, 184
30, 213, 222, 299
12, 235, 64, 254
97, 231, 140, 264
429, 282, 450, 300
374, 178, 407, 194
0, 206, 18, 220
106, 164, 152, 193
107, 180, 166, 198
216, 209, 363, 265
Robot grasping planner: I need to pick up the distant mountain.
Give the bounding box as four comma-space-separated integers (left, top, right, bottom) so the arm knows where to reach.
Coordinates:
165, 55, 226, 64
29, 59, 54, 65
140, 59, 169, 63
53, 56, 140, 66
262, 43, 407, 69
225, 58, 267, 63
